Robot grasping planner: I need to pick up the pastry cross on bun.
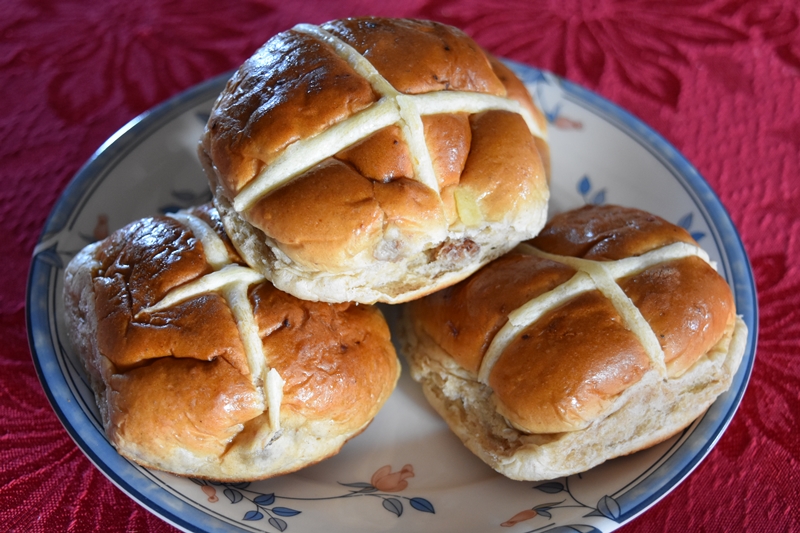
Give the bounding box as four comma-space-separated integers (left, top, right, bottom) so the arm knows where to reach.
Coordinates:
400, 204, 748, 481
199, 17, 550, 304
63, 204, 400, 481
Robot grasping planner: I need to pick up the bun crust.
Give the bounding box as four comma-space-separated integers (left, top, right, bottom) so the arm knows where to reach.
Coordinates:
199, 17, 549, 304
401, 204, 747, 480
63, 205, 400, 481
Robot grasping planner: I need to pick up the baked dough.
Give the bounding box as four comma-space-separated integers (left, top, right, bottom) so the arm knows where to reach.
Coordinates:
199, 17, 550, 304
400, 204, 747, 480
63, 204, 400, 481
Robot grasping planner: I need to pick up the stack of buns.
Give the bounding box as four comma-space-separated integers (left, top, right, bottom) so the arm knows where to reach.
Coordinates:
63, 17, 745, 483
64, 17, 550, 481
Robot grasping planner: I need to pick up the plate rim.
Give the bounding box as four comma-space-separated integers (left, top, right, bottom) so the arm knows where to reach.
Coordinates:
26, 62, 758, 532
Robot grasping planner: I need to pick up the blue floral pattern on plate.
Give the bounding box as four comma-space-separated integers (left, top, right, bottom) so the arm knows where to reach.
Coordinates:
190, 464, 434, 532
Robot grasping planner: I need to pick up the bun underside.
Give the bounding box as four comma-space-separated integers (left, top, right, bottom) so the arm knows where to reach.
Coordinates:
212, 185, 544, 304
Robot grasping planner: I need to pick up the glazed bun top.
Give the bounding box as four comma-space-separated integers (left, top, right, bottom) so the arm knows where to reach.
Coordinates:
200, 17, 549, 276
84, 204, 400, 475
408, 204, 736, 434
530, 203, 699, 260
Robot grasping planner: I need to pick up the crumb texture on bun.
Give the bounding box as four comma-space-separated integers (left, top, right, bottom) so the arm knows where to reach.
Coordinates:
200, 17, 550, 304
63, 204, 400, 481
401, 204, 747, 480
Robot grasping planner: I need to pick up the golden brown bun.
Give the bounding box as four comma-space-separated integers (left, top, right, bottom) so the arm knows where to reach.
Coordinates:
401, 204, 747, 480
63, 205, 400, 481
199, 17, 549, 304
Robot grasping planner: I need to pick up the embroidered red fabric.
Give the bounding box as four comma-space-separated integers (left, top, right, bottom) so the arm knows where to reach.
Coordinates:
1, 0, 798, 531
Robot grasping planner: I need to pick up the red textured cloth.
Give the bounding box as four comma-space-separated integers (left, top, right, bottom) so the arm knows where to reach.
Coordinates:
1, 0, 798, 531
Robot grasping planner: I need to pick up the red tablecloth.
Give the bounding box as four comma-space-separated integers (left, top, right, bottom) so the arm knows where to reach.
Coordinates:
2, 1, 798, 531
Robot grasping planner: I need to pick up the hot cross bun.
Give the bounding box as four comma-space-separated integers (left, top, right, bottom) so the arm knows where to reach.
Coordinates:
400, 204, 747, 480
199, 17, 550, 304
64, 204, 400, 481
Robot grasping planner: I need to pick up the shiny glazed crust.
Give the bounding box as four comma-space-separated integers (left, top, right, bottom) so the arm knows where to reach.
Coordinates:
400, 204, 748, 480
199, 17, 549, 304
63, 205, 400, 481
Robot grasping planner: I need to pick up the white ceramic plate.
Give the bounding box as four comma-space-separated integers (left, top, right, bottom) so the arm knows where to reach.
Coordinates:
28, 62, 757, 533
